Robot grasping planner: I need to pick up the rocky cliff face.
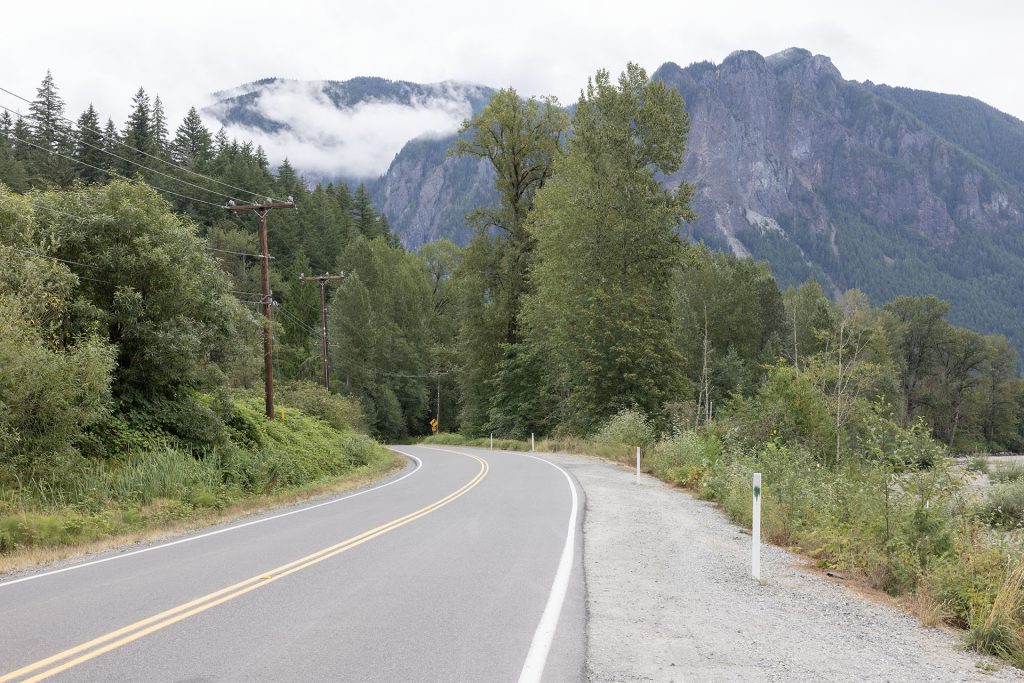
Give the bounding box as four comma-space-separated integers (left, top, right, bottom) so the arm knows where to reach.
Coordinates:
373, 49, 1024, 350
655, 49, 1023, 284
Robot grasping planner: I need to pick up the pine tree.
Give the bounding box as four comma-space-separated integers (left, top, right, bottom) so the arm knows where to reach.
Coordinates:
74, 105, 107, 183
353, 183, 379, 238
151, 95, 169, 155
28, 70, 67, 152
27, 70, 72, 184
275, 158, 304, 199
169, 107, 213, 168
102, 117, 120, 155
0, 111, 12, 143
121, 86, 154, 173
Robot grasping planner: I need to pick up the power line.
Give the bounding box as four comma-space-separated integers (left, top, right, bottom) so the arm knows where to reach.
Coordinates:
276, 304, 320, 337
4, 245, 95, 269
1, 103, 241, 204
8, 133, 225, 208
208, 246, 272, 260
0, 248, 114, 284
0, 84, 268, 203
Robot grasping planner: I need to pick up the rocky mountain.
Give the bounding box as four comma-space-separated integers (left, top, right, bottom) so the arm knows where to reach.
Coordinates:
371, 49, 1024, 353
204, 52, 1024, 352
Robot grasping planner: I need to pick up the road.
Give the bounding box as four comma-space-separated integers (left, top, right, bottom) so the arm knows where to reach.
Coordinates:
0, 446, 585, 682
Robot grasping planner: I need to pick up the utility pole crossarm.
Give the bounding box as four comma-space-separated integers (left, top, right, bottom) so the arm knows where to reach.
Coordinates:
227, 201, 296, 212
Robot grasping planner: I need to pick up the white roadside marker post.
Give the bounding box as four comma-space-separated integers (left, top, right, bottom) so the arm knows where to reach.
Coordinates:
752, 472, 762, 582
531, 433, 535, 452
490, 433, 494, 450
636, 446, 641, 484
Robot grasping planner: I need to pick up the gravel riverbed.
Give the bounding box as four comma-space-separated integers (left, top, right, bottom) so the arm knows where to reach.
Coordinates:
545, 452, 1024, 682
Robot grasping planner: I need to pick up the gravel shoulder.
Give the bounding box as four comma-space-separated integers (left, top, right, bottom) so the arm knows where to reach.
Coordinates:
544, 451, 1024, 682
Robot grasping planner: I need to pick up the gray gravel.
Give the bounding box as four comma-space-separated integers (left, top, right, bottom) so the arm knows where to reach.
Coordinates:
544, 452, 1024, 682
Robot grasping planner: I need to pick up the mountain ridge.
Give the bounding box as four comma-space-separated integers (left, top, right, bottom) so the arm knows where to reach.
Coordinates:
201, 50, 1024, 354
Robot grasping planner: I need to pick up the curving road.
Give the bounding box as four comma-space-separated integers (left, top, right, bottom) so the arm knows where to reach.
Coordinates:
0, 446, 585, 682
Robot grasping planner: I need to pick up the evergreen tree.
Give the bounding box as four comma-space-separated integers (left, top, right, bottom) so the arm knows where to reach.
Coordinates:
352, 184, 379, 238
121, 87, 154, 173
102, 117, 120, 155
28, 70, 68, 152
151, 95, 169, 155
74, 105, 107, 183
169, 107, 213, 168
274, 158, 304, 199
0, 111, 12, 142
0, 111, 27, 191
27, 70, 72, 184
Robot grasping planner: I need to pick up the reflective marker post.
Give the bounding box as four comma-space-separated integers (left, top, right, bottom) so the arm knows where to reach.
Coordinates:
636, 446, 641, 484
531, 433, 535, 452
490, 433, 494, 450
752, 472, 762, 582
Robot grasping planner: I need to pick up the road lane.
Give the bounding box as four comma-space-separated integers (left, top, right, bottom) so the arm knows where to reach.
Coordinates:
0, 446, 584, 682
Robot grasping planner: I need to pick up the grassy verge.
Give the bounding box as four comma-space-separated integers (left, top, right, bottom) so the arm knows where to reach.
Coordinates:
0, 398, 401, 574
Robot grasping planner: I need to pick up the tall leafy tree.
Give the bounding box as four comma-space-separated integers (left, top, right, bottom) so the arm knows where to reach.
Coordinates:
450, 88, 568, 434
523, 64, 696, 431
884, 295, 950, 427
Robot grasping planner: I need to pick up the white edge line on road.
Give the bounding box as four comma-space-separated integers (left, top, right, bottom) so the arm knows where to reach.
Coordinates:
0, 452, 423, 590
516, 453, 580, 683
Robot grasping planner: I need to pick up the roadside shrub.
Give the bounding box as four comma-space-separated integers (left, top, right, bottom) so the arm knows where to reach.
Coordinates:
649, 430, 721, 488
280, 381, 365, 433
595, 408, 656, 452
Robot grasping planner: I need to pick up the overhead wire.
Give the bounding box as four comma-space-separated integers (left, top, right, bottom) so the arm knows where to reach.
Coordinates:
0, 84, 269, 203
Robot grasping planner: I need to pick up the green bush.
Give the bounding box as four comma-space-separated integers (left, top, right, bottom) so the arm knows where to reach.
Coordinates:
280, 381, 365, 433
594, 408, 657, 452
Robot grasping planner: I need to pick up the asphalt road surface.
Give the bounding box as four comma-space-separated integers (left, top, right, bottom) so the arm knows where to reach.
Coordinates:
0, 446, 585, 682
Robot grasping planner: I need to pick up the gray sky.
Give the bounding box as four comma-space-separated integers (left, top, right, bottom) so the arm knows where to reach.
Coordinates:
4, 0, 1022, 174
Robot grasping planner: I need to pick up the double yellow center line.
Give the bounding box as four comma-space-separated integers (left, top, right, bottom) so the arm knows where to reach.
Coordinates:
2, 450, 488, 683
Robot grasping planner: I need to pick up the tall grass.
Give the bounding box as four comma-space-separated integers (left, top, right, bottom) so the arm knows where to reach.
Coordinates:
0, 398, 391, 556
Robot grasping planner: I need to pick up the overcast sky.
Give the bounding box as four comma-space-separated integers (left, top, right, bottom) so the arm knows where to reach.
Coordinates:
4, 0, 1022, 173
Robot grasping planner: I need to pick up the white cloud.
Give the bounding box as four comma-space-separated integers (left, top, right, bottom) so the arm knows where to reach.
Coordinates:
203, 80, 473, 178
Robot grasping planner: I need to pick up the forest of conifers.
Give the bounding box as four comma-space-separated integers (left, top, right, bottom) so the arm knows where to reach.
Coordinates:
1, 67, 1022, 468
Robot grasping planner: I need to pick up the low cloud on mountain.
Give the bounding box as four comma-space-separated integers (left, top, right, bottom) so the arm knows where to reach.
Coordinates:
204, 79, 474, 179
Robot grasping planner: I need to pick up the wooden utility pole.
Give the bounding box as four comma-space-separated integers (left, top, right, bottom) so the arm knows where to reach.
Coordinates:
430, 370, 449, 432
299, 273, 346, 390
227, 198, 295, 419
